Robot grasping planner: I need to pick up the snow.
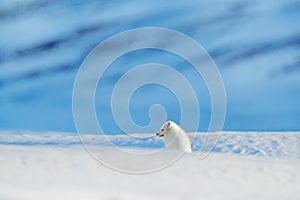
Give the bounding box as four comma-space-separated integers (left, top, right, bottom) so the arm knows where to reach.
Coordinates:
0, 131, 299, 200
1, 131, 299, 157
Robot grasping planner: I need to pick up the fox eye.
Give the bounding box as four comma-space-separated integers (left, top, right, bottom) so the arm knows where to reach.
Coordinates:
161, 129, 164, 131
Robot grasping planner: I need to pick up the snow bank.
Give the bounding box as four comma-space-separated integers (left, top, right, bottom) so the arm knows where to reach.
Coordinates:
0, 131, 299, 200
1, 131, 299, 157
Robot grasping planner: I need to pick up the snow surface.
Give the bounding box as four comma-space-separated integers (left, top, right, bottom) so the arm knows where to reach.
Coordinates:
0, 131, 299, 200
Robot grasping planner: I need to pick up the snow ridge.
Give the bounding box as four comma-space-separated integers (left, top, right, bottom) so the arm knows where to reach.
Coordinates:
1, 131, 299, 158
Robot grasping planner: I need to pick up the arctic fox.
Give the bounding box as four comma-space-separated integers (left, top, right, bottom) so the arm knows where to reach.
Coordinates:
156, 121, 192, 153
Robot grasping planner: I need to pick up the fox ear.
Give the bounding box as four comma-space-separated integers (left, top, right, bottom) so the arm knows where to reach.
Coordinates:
166, 121, 171, 127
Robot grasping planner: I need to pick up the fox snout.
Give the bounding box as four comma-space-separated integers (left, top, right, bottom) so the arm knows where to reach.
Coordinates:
156, 132, 164, 137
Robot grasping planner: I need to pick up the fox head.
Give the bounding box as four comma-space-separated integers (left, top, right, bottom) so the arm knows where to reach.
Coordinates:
156, 121, 172, 137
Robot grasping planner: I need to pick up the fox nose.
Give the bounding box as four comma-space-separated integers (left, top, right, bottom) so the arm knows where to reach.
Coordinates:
156, 132, 164, 137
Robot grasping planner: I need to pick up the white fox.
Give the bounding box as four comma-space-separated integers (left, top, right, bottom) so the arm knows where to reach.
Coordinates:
156, 121, 192, 153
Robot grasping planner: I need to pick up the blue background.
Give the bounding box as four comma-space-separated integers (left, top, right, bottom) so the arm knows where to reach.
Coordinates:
0, 0, 300, 133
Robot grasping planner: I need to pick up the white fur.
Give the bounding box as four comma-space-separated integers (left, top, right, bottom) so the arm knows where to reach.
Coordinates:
156, 121, 192, 153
